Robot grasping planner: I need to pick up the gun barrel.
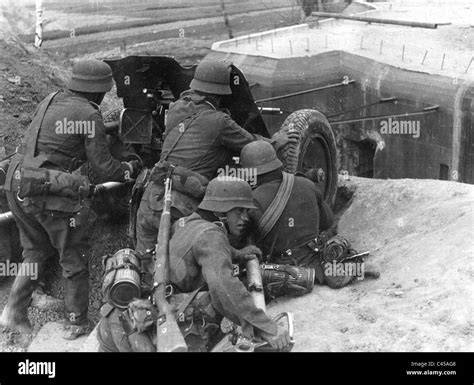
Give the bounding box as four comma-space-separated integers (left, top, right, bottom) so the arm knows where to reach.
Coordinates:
311, 11, 443, 29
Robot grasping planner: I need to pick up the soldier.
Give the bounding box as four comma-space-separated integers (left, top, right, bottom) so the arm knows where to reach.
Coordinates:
135, 60, 298, 256
0, 60, 141, 340
240, 141, 356, 289
97, 177, 290, 352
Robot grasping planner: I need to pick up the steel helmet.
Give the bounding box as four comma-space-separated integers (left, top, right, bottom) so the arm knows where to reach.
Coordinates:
240, 140, 283, 175
190, 60, 232, 95
198, 176, 256, 213
67, 59, 114, 93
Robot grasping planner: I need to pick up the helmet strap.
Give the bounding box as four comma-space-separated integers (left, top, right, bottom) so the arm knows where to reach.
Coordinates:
214, 212, 228, 226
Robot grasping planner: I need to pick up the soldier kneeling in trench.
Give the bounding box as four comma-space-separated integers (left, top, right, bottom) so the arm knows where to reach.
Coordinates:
97, 177, 290, 352
240, 141, 369, 299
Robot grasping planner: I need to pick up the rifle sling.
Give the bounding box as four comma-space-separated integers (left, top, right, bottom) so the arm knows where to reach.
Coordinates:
257, 172, 295, 243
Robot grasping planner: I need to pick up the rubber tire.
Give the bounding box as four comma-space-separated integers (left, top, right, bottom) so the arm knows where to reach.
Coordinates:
277, 109, 338, 207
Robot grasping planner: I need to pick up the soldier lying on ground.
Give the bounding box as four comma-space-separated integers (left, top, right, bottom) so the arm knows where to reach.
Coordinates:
240, 141, 364, 297
0, 60, 142, 340
97, 177, 291, 352
135, 59, 299, 258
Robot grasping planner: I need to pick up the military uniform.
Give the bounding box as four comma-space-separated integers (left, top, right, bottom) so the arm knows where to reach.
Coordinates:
168, 211, 277, 337
98, 176, 291, 352
97, 211, 278, 352
136, 90, 273, 254
3, 89, 131, 331
249, 171, 334, 282
240, 140, 359, 290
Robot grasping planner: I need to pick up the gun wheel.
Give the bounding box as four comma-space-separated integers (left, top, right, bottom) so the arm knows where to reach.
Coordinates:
277, 109, 338, 207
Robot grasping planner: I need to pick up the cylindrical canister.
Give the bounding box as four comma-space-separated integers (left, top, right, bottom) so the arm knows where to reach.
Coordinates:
103, 248, 141, 309
261, 263, 315, 296
246, 257, 266, 311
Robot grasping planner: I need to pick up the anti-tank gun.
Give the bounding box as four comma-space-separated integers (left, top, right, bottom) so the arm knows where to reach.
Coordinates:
91, 55, 338, 220
1, 54, 339, 263
101, 55, 271, 170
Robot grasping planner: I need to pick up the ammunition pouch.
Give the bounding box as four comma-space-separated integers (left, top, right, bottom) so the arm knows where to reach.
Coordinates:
149, 160, 209, 200
261, 263, 315, 299
102, 248, 142, 309
123, 298, 158, 333
117, 301, 157, 352
18, 165, 91, 200
170, 291, 220, 352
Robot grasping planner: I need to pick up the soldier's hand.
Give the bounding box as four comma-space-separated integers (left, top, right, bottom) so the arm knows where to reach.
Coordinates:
123, 160, 143, 180
232, 245, 262, 263
258, 326, 291, 351
271, 130, 300, 151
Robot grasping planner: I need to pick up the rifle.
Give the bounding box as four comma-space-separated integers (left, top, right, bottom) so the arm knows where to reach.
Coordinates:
153, 166, 187, 352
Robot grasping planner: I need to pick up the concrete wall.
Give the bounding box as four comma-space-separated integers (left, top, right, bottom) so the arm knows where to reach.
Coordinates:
206, 49, 473, 184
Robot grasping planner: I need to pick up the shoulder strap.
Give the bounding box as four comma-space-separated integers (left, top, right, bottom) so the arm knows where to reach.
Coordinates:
161, 110, 203, 161
175, 283, 207, 321
24, 92, 59, 159
257, 172, 295, 242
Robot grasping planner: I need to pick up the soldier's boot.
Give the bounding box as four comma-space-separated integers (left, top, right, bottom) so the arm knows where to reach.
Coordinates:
62, 270, 92, 340
0, 273, 38, 334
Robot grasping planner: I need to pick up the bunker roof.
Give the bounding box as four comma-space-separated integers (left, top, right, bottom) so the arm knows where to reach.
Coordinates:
211, 1, 474, 79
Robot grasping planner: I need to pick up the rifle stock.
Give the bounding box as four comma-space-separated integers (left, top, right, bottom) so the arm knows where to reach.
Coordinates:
154, 171, 187, 352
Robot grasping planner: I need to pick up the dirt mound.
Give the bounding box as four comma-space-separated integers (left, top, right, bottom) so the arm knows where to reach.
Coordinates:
0, 42, 68, 156
267, 176, 473, 352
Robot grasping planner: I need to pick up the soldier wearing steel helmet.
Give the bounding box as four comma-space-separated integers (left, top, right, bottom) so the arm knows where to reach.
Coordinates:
166, 176, 290, 351
239, 141, 358, 290
135, 60, 298, 257
0, 59, 142, 340
96, 177, 291, 352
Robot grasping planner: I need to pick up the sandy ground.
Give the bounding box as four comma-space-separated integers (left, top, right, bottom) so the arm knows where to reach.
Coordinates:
268, 176, 474, 352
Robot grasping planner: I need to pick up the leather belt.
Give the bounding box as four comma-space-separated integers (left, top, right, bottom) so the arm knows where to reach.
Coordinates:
276, 235, 324, 264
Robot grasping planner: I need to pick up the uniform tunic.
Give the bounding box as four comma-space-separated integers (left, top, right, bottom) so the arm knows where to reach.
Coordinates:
250, 171, 334, 266
136, 90, 273, 253
168, 212, 277, 336
5, 90, 129, 324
